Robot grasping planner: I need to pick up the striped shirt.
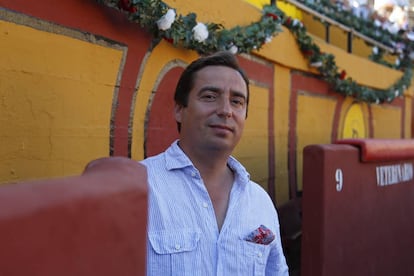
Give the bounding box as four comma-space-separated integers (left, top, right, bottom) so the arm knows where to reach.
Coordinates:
141, 141, 288, 276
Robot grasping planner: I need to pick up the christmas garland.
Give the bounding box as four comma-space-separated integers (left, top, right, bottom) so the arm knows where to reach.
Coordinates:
97, 0, 413, 104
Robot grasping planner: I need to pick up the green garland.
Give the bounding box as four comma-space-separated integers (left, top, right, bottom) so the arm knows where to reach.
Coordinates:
284, 14, 412, 104
97, 0, 413, 104
98, 0, 283, 54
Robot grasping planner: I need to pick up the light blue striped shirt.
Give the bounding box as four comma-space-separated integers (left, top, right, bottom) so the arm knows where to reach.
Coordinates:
141, 141, 288, 276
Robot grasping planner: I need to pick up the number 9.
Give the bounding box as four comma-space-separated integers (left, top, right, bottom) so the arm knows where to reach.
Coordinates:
335, 169, 343, 192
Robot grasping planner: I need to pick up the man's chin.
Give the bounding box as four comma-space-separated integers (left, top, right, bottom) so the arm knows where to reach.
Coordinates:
204, 139, 235, 153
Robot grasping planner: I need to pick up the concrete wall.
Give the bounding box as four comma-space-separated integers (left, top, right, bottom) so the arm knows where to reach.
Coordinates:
0, 0, 412, 204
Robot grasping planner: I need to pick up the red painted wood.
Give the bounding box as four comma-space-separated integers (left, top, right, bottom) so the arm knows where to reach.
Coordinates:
336, 138, 414, 162
302, 143, 414, 276
0, 157, 148, 276
291, 73, 330, 95
238, 57, 273, 84
145, 66, 182, 157
331, 96, 345, 141
368, 104, 374, 137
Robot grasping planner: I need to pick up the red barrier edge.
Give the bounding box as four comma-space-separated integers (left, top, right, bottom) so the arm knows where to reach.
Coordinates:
335, 138, 414, 162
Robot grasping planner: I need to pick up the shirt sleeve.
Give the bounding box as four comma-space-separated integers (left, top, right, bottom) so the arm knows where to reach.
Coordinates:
266, 226, 289, 275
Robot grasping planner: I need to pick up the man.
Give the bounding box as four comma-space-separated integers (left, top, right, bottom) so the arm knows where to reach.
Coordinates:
141, 51, 288, 275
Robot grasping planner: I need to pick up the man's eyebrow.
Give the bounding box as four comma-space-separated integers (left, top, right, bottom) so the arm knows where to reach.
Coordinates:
198, 86, 220, 94
198, 86, 246, 99
230, 90, 247, 99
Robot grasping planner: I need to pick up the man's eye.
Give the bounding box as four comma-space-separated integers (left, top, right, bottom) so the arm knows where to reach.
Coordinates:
232, 98, 245, 106
201, 94, 217, 101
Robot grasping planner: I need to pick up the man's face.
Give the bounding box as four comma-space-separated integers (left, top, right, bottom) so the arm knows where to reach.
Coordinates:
175, 65, 248, 153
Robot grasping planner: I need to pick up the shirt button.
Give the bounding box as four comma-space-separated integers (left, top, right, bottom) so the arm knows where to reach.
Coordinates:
257, 252, 262, 257
191, 172, 196, 177
202, 202, 208, 208
175, 244, 181, 250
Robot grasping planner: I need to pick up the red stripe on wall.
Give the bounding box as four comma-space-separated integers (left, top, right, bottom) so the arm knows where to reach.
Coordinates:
331, 96, 345, 141
291, 73, 330, 95
145, 67, 182, 157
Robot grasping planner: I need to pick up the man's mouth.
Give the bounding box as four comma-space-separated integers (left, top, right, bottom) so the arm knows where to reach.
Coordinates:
210, 124, 233, 132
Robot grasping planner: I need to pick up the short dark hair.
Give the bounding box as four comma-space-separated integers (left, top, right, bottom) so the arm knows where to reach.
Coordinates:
174, 51, 250, 131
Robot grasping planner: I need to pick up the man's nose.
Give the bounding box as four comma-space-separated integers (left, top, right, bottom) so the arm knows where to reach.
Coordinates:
216, 98, 232, 118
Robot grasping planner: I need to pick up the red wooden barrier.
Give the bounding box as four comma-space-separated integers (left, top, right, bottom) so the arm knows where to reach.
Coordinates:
302, 139, 414, 276
0, 157, 147, 276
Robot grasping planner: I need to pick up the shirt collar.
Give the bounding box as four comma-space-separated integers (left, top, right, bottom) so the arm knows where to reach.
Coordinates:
164, 140, 194, 170
165, 140, 251, 183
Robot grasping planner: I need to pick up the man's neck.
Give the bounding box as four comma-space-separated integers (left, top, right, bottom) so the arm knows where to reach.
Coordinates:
178, 141, 230, 179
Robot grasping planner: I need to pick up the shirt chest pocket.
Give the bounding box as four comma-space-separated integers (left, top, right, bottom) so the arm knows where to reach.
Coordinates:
148, 230, 201, 276
238, 237, 272, 276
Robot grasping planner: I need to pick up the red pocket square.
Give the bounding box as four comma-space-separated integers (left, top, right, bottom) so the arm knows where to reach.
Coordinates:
245, 225, 275, 245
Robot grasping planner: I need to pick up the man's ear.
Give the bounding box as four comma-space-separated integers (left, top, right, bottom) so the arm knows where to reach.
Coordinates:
174, 103, 183, 123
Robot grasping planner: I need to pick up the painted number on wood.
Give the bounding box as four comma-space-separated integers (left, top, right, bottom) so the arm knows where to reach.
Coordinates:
335, 169, 343, 192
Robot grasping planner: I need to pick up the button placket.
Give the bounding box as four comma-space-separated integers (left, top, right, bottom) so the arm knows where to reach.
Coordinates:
189, 169, 210, 210
187, 167, 216, 232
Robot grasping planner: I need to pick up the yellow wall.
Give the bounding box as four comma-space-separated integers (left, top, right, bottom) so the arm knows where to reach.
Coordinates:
166, 0, 262, 28
296, 94, 337, 190
315, 35, 403, 89
245, 0, 303, 19
371, 105, 402, 138
233, 85, 270, 190
1, 0, 412, 205
273, 64, 291, 203
301, 10, 397, 64
405, 98, 413, 138
342, 103, 367, 139
0, 20, 124, 183
245, 0, 269, 9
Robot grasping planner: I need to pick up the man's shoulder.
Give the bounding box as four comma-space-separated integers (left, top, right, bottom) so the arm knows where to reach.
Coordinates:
229, 157, 271, 201
140, 151, 166, 167
244, 180, 276, 208
246, 180, 270, 196
141, 141, 183, 166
